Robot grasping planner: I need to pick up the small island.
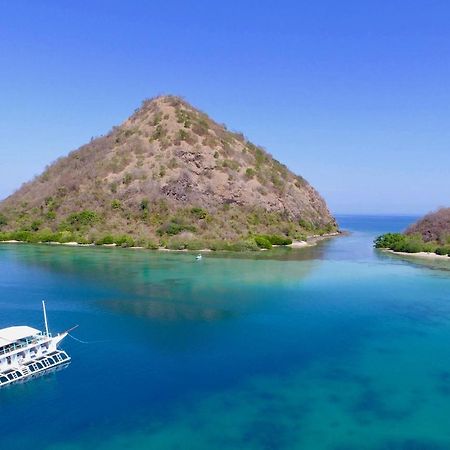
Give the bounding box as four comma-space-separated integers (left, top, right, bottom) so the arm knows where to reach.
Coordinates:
0, 96, 338, 252
374, 208, 450, 258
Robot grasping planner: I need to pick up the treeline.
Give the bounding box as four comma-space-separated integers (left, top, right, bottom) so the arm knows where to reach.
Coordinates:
0, 230, 294, 252
374, 233, 450, 256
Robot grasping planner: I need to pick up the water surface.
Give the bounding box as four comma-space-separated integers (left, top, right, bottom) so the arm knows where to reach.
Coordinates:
1, 215, 450, 450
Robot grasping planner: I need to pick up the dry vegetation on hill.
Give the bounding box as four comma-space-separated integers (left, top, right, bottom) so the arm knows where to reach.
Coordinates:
406, 208, 450, 242
0, 95, 337, 249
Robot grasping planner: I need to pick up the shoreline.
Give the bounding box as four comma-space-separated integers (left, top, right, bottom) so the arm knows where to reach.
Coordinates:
383, 249, 450, 261
0, 232, 340, 253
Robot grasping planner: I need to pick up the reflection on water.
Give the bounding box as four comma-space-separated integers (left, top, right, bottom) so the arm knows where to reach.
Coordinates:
0, 363, 70, 393
379, 250, 450, 273
2, 244, 321, 325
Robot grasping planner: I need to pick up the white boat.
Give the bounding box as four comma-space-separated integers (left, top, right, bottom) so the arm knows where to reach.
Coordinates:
0, 301, 71, 388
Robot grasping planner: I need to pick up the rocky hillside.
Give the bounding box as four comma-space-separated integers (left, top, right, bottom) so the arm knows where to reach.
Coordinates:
0, 95, 336, 248
406, 208, 450, 242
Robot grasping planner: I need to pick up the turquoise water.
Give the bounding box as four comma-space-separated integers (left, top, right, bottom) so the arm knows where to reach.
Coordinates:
1, 215, 450, 449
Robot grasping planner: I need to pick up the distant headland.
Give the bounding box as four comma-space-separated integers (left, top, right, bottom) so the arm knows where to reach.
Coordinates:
374, 208, 450, 259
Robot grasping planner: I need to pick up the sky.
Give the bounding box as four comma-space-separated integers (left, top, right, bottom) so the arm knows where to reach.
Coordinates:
0, 0, 449, 215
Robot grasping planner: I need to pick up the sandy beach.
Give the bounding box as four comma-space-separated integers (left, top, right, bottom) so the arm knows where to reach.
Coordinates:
385, 249, 450, 260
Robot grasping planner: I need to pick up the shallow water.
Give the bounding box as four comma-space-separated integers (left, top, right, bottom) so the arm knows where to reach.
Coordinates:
1, 215, 450, 450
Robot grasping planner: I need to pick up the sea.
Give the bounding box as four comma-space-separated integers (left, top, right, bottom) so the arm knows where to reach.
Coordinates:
1, 215, 450, 450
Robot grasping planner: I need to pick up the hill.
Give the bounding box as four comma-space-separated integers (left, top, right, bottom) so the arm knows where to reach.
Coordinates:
0, 95, 337, 250
374, 208, 450, 257
405, 208, 450, 242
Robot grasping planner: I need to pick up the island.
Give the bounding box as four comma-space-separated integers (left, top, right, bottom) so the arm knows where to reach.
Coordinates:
0, 96, 338, 251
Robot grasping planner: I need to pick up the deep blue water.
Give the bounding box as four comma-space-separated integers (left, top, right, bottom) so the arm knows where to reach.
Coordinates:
1, 215, 450, 450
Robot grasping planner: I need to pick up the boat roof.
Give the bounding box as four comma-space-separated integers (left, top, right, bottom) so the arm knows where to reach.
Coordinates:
0, 326, 41, 344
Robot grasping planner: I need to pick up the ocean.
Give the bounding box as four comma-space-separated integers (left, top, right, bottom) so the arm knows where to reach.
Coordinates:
1, 215, 450, 450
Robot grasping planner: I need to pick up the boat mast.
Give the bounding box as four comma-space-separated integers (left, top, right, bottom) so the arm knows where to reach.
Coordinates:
42, 300, 50, 337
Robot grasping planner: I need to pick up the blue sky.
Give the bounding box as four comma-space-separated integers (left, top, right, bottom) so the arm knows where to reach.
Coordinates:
0, 1, 449, 214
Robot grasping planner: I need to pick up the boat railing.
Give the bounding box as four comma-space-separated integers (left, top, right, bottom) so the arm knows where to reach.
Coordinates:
0, 333, 51, 356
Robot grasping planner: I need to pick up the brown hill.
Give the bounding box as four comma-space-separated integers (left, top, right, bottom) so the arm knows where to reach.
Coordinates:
0, 95, 336, 248
406, 208, 450, 243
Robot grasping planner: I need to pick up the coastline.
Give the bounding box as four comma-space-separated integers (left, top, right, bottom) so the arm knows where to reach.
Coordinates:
383, 249, 450, 261
0, 232, 340, 253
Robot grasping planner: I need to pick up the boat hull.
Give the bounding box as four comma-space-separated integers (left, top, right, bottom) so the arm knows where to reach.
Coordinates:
0, 350, 71, 387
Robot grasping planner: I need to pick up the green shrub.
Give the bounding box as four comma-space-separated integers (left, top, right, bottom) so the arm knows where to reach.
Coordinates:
166, 239, 187, 250
111, 199, 122, 210
422, 242, 438, 253
23, 233, 41, 244
76, 236, 91, 245
402, 240, 423, 253
140, 199, 149, 211
264, 235, 292, 246
46, 210, 56, 220
67, 210, 100, 228
245, 168, 256, 179
185, 240, 207, 251
254, 236, 272, 249
114, 235, 135, 248
0, 232, 13, 241
158, 222, 184, 236
299, 219, 314, 231
175, 109, 192, 128
96, 235, 115, 245
11, 230, 33, 242
207, 240, 257, 252
209, 240, 228, 251
190, 207, 207, 219
157, 220, 196, 236
374, 233, 407, 250
253, 147, 266, 165
228, 240, 259, 251
146, 240, 159, 250
151, 124, 167, 141
57, 231, 75, 243
435, 247, 450, 256
177, 129, 189, 141
31, 220, 42, 232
